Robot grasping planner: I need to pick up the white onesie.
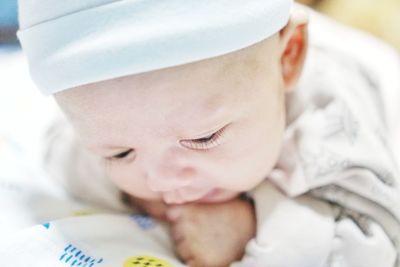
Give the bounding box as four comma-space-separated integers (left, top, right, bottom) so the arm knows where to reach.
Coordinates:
235, 11, 400, 267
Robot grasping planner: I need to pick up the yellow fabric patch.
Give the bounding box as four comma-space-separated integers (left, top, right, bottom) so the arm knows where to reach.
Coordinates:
123, 255, 173, 267
72, 210, 95, 216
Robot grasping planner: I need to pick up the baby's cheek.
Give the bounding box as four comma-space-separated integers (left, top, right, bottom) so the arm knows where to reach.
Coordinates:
214, 149, 275, 191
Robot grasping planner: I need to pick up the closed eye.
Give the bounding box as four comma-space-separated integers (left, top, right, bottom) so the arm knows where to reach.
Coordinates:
110, 149, 134, 160
193, 132, 217, 143
179, 126, 227, 150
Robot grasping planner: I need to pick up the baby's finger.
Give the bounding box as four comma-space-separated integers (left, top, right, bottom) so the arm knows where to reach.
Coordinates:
170, 223, 184, 242
169, 212, 196, 241
185, 258, 203, 267
169, 215, 189, 239
175, 238, 194, 263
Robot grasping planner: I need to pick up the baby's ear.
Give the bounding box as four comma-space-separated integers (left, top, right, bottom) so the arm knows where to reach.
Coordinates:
279, 6, 309, 92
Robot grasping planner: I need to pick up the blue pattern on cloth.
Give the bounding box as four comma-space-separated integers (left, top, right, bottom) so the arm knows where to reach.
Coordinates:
59, 244, 104, 267
130, 214, 155, 230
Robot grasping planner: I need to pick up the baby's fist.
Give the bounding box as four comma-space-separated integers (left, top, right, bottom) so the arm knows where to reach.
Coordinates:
167, 198, 256, 267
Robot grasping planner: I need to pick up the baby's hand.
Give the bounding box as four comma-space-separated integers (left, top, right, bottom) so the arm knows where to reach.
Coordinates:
167, 198, 256, 267
128, 195, 170, 221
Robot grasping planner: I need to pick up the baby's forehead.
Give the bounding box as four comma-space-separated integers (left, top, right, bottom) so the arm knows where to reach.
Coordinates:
55, 36, 275, 121
56, 49, 244, 101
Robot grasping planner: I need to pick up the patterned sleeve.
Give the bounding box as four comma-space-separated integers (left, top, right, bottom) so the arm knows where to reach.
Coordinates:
232, 19, 400, 267
232, 180, 397, 267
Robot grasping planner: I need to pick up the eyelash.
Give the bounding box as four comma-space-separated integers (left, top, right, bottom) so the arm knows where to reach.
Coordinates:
108, 127, 226, 161
108, 149, 135, 162
179, 127, 226, 150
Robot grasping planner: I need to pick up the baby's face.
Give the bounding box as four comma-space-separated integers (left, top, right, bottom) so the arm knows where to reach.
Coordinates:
56, 35, 290, 205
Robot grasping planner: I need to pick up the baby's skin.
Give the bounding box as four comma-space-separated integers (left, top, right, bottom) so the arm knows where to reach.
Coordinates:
54, 8, 308, 267
132, 196, 256, 267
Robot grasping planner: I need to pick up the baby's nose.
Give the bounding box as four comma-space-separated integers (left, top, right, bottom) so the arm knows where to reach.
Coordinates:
145, 151, 196, 192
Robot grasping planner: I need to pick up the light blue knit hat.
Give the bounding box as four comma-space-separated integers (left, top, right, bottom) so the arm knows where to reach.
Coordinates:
17, 0, 293, 95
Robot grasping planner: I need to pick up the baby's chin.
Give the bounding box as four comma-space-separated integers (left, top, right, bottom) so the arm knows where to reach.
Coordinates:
195, 189, 241, 204
163, 188, 241, 205
129, 188, 242, 206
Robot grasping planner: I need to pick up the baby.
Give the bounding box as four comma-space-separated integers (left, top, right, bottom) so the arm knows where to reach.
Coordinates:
17, 0, 400, 266
51, 12, 301, 266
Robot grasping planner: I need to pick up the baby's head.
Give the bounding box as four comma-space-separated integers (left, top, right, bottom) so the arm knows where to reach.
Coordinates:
18, 1, 308, 205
